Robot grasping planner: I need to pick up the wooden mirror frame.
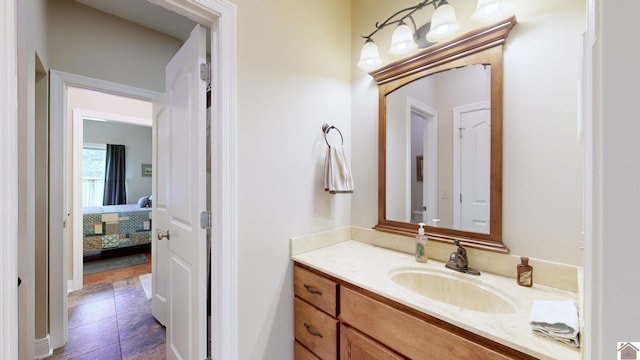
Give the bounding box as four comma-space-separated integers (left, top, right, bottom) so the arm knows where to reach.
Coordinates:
372, 17, 517, 253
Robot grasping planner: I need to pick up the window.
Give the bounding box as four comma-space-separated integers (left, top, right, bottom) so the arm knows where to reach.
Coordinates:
83, 143, 106, 206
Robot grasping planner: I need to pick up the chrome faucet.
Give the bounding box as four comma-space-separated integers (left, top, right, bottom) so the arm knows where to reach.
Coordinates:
445, 240, 481, 276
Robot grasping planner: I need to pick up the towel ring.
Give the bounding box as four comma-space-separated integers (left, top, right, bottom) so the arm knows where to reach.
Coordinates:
322, 123, 344, 147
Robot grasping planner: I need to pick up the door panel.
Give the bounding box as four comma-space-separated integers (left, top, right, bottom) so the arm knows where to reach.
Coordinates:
152, 94, 169, 326
154, 24, 208, 360
459, 107, 491, 232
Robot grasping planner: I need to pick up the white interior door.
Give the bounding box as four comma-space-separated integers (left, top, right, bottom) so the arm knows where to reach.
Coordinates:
454, 103, 491, 233
152, 93, 169, 326
152, 24, 208, 360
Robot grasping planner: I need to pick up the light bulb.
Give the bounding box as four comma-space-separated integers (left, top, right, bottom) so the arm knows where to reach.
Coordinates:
472, 0, 515, 22
357, 40, 382, 71
389, 23, 418, 56
426, 3, 460, 42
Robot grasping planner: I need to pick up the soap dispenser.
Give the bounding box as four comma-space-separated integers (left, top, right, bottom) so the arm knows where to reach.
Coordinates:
415, 223, 428, 263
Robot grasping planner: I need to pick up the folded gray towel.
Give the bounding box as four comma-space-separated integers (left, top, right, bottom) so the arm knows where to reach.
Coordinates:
529, 300, 580, 348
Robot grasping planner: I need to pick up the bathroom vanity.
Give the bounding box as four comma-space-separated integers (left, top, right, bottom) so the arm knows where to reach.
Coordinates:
292, 239, 581, 360
292, 16, 582, 359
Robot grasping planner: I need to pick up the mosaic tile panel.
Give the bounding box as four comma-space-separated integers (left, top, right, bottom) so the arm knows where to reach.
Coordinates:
101, 213, 119, 223
119, 221, 136, 235
84, 209, 151, 252
102, 234, 120, 249
118, 239, 133, 248
105, 223, 119, 236
84, 213, 101, 223
83, 224, 95, 236
130, 232, 151, 246
83, 236, 102, 253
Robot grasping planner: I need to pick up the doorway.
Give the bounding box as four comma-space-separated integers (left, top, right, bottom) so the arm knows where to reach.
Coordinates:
68, 87, 153, 292
49, 72, 162, 356
407, 97, 438, 226
4, 0, 238, 358
43, 1, 239, 358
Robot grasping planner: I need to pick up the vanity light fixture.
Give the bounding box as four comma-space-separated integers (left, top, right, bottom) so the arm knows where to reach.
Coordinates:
471, 0, 515, 22
357, 0, 515, 70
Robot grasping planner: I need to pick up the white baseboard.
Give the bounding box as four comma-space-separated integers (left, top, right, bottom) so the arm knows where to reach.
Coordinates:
67, 279, 77, 294
34, 335, 52, 359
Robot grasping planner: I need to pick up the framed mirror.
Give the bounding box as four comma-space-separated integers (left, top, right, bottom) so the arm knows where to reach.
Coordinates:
372, 17, 516, 252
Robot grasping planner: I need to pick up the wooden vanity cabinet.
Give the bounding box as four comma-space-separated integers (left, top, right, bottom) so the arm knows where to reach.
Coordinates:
293, 263, 535, 360
340, 287, 527, 360
294, 265, 339, 359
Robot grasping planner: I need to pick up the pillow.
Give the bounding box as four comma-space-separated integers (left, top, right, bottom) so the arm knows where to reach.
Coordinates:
137, 196, 150, 208
148, 195, 153, 207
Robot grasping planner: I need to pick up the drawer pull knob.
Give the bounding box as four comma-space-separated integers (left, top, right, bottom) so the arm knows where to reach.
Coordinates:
303, 284, 323, 296
304, 323, 323, 338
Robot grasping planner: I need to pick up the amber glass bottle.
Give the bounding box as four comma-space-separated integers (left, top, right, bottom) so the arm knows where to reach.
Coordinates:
517, 256, 533, 287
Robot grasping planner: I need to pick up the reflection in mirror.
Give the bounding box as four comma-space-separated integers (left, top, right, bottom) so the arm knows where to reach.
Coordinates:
385, 64, 491, 234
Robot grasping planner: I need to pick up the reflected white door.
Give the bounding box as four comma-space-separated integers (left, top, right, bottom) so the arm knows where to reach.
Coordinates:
152, 24, 208, 360
454, 103, 490, 233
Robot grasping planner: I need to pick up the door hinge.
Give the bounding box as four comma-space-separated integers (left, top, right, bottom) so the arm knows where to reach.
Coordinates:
200, 62, 211, 83
200, 210, 211, 229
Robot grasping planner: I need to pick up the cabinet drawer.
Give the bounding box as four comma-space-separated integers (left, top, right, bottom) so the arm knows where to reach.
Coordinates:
294, 265, 338, 316
294, 297, 338, 360
340, 287, 514, 360
294, 340, 320, 360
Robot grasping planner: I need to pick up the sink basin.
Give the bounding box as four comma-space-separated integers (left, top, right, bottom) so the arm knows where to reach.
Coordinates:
390, 269, 516, 314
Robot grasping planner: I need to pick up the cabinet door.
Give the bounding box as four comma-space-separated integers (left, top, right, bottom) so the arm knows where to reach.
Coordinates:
295, 340, 320, 360
340, 287, 518, 359
340, 324, 405, 360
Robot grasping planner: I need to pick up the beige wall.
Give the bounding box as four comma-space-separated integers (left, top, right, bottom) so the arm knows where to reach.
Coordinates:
351, 0, 586, 266
17, 0, 49, 357
234, 1, 352, 358
48, 0, 182, 93
34, 60, 49, 344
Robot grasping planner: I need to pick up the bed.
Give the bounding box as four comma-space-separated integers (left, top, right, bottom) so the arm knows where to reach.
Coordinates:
82, 204, 152, 255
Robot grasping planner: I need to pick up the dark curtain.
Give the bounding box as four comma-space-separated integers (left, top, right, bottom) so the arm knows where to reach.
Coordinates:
103, 144, 127, 205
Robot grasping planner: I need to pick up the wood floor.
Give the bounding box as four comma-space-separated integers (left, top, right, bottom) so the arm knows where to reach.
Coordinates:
83, 252, 152, 287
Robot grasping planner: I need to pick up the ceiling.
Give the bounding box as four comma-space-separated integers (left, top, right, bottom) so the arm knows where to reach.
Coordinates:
76, 0, 197, 41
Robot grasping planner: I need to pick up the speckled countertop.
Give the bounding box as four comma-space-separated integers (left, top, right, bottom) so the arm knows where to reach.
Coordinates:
292, 240, 581, 360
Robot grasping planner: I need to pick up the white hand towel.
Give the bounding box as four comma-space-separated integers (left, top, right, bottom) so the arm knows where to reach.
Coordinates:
324, 145, 354, 194
529, 300, 580, 348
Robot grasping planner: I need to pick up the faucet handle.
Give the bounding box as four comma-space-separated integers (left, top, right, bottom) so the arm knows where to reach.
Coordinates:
446, 239, 481, 276
453, 240, 468, 268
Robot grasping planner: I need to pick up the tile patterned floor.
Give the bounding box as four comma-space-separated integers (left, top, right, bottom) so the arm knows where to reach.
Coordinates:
51, 275, 166, 360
